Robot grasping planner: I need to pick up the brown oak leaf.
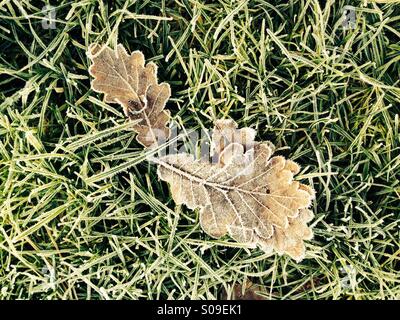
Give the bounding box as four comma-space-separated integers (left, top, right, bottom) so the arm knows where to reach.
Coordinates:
221, 281, 268, 300
87, 43, 171, 147
258, 208, 314, 260
154, 119, 314, 261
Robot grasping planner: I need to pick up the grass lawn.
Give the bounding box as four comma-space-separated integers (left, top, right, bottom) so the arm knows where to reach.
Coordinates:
0, 0, 399, 300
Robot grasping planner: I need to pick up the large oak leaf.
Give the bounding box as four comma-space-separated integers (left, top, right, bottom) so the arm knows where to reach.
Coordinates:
155, 119, 314, 261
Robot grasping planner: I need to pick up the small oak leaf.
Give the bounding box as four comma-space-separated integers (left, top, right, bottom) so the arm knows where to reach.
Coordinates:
154, 119, 315, 261
87, 43, 171, 147
221, 281, 268, 300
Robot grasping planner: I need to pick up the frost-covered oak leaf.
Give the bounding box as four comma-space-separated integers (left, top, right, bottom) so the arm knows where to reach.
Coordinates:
259, 208, 314, 261
87, 43, 171, 147
154, 119, 315, 261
